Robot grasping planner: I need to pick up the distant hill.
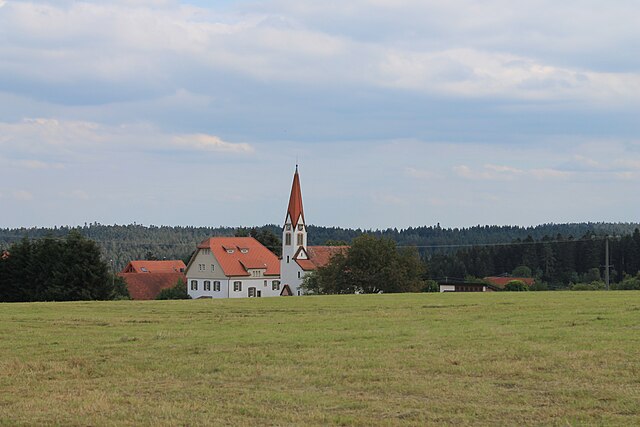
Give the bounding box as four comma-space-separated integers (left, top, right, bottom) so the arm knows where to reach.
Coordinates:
1, 222, 639, 271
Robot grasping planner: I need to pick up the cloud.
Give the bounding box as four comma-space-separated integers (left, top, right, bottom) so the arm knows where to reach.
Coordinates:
13, 190, 33, 201
1, 1, 639, 107
60, 190, 90, 200
405, 167, 438, 179
454, 164, 571, 180
172, 134, 254, 154
0, 118, 253, 161
17, 159, 65, 169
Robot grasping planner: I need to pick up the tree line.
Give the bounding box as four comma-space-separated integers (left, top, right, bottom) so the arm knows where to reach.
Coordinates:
2, 222, 639, 271
2, 223, 640, 298
428, 230, 640, 289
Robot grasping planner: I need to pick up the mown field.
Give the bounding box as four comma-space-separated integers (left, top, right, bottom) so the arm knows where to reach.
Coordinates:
0, 292, 639, 426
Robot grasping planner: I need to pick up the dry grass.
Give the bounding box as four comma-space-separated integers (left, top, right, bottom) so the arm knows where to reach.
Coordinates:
0, 292, 639, 426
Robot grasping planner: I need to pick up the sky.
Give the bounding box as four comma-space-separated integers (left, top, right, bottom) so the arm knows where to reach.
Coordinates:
1, 0, 639, 230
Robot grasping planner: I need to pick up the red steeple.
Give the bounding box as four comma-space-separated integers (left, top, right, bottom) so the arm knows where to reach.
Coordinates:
286, 166, 305, 227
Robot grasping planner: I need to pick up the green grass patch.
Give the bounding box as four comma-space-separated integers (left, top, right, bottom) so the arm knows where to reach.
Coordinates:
1, 292, 639, 425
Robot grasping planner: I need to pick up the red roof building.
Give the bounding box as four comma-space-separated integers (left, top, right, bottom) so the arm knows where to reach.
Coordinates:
119, 272, 185, 300
294, 245, 349, 271
185, 237, 282, 299
122, 260, 186, 274
119, 260, 187, 299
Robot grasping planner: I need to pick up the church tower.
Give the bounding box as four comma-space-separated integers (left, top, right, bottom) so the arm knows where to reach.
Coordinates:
281, 166, 308, 295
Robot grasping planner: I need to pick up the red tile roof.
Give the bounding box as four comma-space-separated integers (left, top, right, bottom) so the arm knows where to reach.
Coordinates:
484, 277, 535, 288
119, 272, 185, 300
197, 237, 280, 277
121, 260, 186, 274
286, 167, 305, 227
296, 246, 349, 271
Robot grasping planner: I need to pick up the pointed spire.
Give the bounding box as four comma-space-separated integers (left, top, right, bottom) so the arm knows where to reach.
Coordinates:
286, 166, 305, 227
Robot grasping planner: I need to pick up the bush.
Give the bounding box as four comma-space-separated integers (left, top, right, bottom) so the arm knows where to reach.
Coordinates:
571, 281, 605, 291
503, 280, 529, 291
422, 280, 439, 293
611, 273, 640, 290
156, 279, 190, 300
529, 282, 549, 291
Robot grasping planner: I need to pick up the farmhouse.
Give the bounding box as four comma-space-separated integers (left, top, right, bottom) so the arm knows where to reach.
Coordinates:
119, 260, 187, 300
185, 236, 282, 298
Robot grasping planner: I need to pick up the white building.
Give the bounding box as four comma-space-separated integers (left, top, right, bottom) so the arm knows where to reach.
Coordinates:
185, 236, 283, 299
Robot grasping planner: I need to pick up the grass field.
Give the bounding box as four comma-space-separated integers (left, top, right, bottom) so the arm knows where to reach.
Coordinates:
1, 292, 639, 426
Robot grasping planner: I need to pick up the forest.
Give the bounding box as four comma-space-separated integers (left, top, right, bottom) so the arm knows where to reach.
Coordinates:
1, 222, 640, 289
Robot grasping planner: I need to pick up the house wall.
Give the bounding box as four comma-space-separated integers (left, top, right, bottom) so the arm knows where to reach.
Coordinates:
188, 277, 283, 298
439, 284, 456, 292
186, 249, 226, 280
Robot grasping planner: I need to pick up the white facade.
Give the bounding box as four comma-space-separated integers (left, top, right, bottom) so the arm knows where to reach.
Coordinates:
188, 276, 284, 299
280, 216, 307, 296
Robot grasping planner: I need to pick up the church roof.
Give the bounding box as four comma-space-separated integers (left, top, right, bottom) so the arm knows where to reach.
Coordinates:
286, 167, 305, 227
196, 237, 280, 277
295, 246, 349, 271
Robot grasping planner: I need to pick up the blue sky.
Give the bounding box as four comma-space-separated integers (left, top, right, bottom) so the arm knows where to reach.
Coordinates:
1, 0, 639, 229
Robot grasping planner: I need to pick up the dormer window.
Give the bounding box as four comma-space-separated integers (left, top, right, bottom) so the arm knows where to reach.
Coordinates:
227, 249, 234, 254
240, 248, 248, 254
285, 224, 291, 230
140, 267, 148, 272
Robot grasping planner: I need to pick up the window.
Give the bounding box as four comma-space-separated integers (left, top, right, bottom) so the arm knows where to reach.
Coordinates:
248, 287, 256, 298
251, 270, 261, 277
298, 271, 301, 279
240, 248, 248, 254
191, 280, 198, 291
211, 264, 215, 272
285, 233, 291, 245
272, 280, 280, 291
140, 267, 148, 272
213, 281, 221, 292
233, 281, 242, 292
264, 280, 267, 287
202, 248, 210, 255
298, 224, 304, 231
285, 224, 291, 231
227, 249, 234, 254
204, 280, 211, 291
297, 234, 303, 246
198, 264, 205, 271
287, 256, 290, 264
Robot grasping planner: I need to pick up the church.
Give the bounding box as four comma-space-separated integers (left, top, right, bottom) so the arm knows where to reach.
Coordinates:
184, 167, 346, 298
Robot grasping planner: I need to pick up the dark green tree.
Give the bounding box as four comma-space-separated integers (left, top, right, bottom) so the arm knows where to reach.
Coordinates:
302, 235, 424, 294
